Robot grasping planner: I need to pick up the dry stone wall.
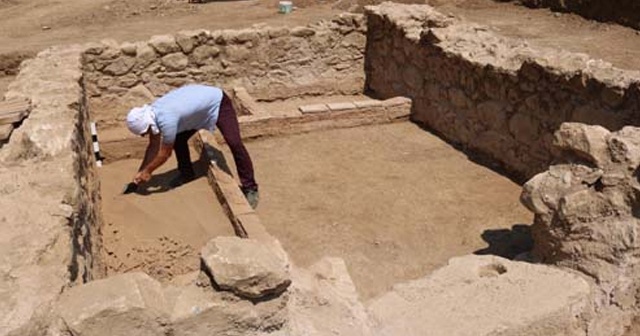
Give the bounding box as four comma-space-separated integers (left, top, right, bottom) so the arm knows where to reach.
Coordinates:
83, 14, 366, 129
0, 45, 105, 335
365, 3, 640, 181
521, 123, 640, 336
512, 0, 640, 30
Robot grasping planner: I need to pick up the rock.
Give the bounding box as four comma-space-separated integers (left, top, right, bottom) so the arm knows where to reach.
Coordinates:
161, 53, 189, 71
291, 27, 316, 37
120, 42, 137, 56
607, 126, 640, 170
286, 258, 374, 336
367, 255, 591, 336
191, 45, 220, 66
118, 73, 140, 88
136, 44, 157, 68
164, 275, 289, 336
200, 237, 291, 300
149, 35, 180, 55
122, 84, 155, 107
103, 56, 136, 76
554, 122, 611, 167
175, 30, 208, 54
54, 273, 168, 336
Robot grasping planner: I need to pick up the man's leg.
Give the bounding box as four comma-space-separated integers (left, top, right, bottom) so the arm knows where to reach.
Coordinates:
216, 93, 259, 207
173, 129, 197, 181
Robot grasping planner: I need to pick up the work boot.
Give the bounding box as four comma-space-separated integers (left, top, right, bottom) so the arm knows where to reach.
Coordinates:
241, 186, 259, 209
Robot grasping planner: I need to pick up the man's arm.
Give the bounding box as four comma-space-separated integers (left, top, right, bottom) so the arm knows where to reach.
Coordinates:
138, 132, 161, 172
134, 134, 174, 184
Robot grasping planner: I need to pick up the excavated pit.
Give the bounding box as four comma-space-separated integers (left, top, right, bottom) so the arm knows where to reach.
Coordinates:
3, 3, 640, 335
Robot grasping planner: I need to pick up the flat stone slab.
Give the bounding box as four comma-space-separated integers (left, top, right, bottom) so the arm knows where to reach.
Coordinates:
327, 102, 357, 111
354, 99, 383, 108
299, 104, 329, 114
368, 255, 591, 336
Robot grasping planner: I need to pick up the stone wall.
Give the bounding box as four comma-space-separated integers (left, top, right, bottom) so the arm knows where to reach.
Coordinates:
83, 14, 366, 129
0, 45, 105, 335
365, 3, 640, 181
521, 123, 640, 336
513, 0, 640, 30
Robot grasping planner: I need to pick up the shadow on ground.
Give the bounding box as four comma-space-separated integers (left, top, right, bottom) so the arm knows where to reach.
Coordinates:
474, 224, 534, 259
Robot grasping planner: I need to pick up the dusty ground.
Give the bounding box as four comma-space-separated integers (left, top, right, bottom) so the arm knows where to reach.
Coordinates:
1, 0, 639, 78
223, 122, 532, 300
99, 154, 234, 281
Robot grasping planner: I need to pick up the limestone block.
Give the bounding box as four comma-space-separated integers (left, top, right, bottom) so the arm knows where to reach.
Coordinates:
103, 56, 136, 76
176, 30, 209, 54
298, 102, 326, 114
291, 27, 316, 37
608, 126, 640, 170
268, 27, 290, 39
368, 255, 591, 336
191, 45, 220, 66
201, 237, 291, 300
554, 122, 611, 168
161, 53, 189, 71
165, 279, 289, 336
55, 273, 168, 336
353, 100, 382, 108
149, 34, 180, 55
327, 102, 357, 111
120, 42, 137, 56
236, 29, 260, 43
117, 73, 140, 88
287, 258, 374, 336
136, 44, 158, 68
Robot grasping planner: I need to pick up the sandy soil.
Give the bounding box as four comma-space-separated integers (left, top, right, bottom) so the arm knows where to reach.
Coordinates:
99, 154, 234, 281
223, 122, 533, 300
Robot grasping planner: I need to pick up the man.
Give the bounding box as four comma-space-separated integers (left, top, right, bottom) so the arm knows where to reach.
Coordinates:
126, 84, 259, 208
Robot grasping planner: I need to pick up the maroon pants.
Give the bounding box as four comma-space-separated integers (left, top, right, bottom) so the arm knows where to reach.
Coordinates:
174, 93, 257, 190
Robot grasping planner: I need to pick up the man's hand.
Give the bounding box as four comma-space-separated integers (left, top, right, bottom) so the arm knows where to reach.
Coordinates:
133, 170, 152, 184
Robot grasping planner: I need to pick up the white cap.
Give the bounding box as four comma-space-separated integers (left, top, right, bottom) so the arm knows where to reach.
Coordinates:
126, 104, 158, 136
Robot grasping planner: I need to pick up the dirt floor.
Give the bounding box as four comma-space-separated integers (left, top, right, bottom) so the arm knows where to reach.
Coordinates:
222, 122, 533, 300
99, 154, 234, 281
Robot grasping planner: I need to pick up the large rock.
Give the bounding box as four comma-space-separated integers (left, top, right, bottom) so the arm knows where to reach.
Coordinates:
523, 123, 640, 335
161, 53, 189, 71
201, 237, 291, 300
54, 273, 168, 336
286, 258, 373, 336
368, 255, 591, 336
554, 122, 610, 168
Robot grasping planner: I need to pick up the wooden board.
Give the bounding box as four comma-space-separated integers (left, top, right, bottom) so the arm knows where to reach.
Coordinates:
0, 98, 31, 125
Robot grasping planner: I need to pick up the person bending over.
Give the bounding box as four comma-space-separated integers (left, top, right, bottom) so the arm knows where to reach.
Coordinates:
126, 84, 259, 208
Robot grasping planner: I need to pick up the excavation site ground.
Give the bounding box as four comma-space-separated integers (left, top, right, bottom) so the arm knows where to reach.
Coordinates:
2, 0, 640, 335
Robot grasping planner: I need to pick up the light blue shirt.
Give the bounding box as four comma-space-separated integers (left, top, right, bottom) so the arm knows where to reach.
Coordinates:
152, 84, 222, 144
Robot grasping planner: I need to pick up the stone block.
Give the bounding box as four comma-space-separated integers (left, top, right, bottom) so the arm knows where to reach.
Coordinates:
191, 45, 220, 66
327, 102, 357, 111
382, 96, 411, 107
353, 99, 383, 108
149, 34, 180, 55
161, 53, 189, 71
368, 255, 591, 336
299, 104, 329, 113
291, 27, 316, 37
120, 42, 137, 56
55, 273, 168, 336
553, 122, 611, 168
103, 56, 136, 76
201, 236, 291, 300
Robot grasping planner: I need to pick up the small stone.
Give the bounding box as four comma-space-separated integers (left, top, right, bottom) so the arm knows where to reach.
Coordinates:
41, 25, 51, 30
161, 53, 189, 71
291, 27, 316, 37
149, 35, 180, 55
120, 42, 137, 56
